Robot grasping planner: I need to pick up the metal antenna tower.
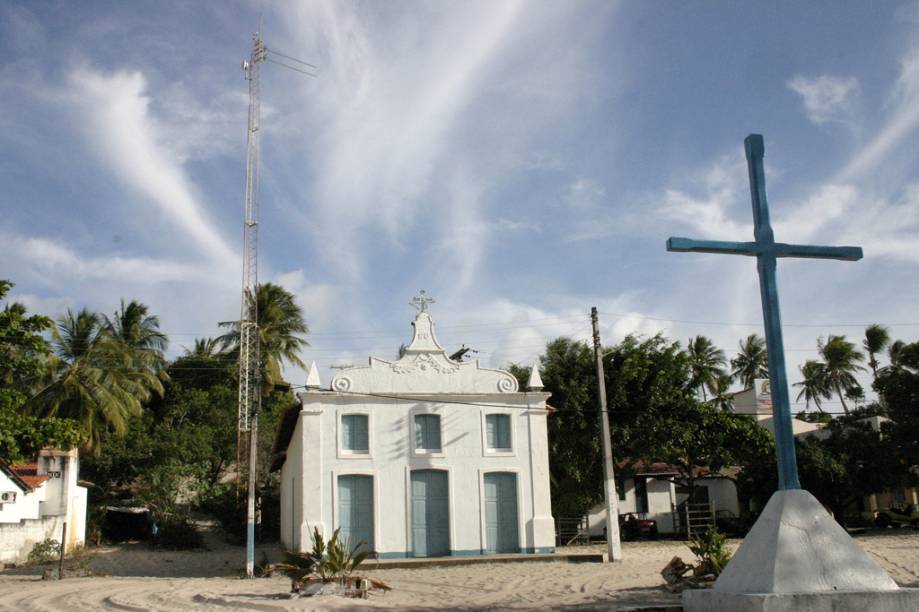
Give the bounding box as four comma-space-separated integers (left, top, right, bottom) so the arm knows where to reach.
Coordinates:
237, 25, 266, 581
235, 22, 316, 580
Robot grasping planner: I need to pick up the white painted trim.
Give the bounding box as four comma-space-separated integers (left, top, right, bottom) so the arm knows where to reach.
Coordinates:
478, 467, 524, 552
480, 410, 517, 458
409, 406, 445, 457
330, 469, 380, 554
336, 408, 373, 459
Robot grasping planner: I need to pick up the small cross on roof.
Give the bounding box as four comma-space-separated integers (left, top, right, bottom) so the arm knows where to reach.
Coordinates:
410, 290, 435, 313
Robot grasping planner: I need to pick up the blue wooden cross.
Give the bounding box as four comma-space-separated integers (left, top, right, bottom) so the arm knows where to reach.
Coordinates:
666, 134, 863, 490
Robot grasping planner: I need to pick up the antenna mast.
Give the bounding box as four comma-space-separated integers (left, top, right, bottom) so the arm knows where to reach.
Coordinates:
235, 21, 315, 580
238, 25, 265, 580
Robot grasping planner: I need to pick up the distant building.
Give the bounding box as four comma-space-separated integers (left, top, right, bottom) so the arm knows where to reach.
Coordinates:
586, 461, 740, 537
0, 449, 87, 564
730, 378, 826, 438
271, 299, 555, 558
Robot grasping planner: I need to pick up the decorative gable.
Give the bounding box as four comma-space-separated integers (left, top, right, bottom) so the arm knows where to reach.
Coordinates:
329, 303, 519, 395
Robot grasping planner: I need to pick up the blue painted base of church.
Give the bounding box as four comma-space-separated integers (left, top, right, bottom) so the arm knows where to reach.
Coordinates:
377, 547, 555, 560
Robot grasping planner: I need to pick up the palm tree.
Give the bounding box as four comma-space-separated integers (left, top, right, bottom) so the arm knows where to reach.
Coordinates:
794, 359, 830, 412
29, 308, 163, 455
686, 335, 727, 401
219, 283, 309, 391
102, 299, 169, 380
730, 334, 769, 389
184, 337, 221, 358
708, 372, 735, 411
818, 335, 865, 414
863, 324, 890, 381
102, 300, 168, 352
889, 340, 906, 368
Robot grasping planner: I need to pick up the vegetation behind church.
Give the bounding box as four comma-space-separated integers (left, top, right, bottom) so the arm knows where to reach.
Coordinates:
2, 275, 917, 541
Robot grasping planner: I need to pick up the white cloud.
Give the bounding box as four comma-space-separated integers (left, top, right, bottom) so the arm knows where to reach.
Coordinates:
268, 1, 611, 283
659, 154, 751, 239
271, 268, 342, 331
1, 234, 223, 285
66, 68, 237, 267
787, 74, 859, 126
841, 46, 919, 179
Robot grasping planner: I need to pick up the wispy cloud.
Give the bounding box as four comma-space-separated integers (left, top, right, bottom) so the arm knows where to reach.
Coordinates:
787, 74, 859, 126
1, 234, 222, 285
270, 1, 611, 285
659, 154, 751, 239
66, 68, 237, 266
841, 45, 919, 179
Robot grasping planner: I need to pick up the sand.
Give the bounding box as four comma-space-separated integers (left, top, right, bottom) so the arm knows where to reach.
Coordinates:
2, 530, 918, 610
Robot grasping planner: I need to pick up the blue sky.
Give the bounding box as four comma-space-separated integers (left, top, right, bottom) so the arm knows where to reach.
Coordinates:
2, 1, 918, 409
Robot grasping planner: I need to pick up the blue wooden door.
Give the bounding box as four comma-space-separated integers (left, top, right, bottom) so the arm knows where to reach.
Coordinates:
484, 472, 519, 554
338, 475, 373, 553
411, 470, 450, 557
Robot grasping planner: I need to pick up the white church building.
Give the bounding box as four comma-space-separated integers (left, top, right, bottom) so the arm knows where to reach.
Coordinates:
271, 297, 556, 558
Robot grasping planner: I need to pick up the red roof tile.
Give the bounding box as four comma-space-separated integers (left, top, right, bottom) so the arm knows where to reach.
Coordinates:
9, 464, 49, 490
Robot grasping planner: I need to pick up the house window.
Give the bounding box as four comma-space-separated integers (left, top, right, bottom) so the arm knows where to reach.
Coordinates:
485, 414, 512, 450
616, 478, 625, 501
414, 414, 441, 452
341, 414, 369, 453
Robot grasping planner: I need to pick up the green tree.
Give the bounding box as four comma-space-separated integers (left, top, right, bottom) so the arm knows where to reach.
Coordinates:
875, 341, 919, 477
730, 334, 768, 389
218, 283, 309, 391
183, 337, 221, 358
0, 280, 53, 391
818, 335, 865, 414
794, 359, 830, 412
796, 417, 905, 522
29, 308, 163, 455
536, 338, 600, 517
628, 398, 773, 503
863, 324, 890, 382
0, 388, 84, 462
686, 335, 727, 401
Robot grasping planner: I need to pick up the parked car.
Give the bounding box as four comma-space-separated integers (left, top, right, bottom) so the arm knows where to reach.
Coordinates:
619, 513, 658, 540
874, 503, 919, 529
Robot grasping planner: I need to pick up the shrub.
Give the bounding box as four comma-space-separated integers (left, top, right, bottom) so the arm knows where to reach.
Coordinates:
27, 538, 60, 565
275, 526, 369, 587
688, 526, 732, 578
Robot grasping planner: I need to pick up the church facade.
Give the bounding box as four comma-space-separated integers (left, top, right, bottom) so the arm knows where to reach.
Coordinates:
272, 300, 555, 558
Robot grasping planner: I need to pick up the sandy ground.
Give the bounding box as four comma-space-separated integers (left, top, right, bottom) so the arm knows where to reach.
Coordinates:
2, 530, 919, 611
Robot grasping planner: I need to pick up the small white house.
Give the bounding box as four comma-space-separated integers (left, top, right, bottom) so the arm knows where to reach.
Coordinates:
586, 461, 741, 536
272, 300, 556, 558
0, 449, 87, 564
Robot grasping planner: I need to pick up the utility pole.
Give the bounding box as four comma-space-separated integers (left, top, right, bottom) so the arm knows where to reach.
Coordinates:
591, 307, 622, 562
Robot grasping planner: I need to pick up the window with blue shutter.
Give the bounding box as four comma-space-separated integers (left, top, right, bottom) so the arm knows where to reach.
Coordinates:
414, 414, 441, 452
341, 414, 369, 453
485, 414, 511, 450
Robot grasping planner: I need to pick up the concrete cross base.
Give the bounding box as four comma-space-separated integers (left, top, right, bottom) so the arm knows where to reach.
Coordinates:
683, 489, 909, 611
683, 589, 919, 612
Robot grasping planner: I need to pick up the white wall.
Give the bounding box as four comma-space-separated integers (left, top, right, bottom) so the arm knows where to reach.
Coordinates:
0, 471, 43, 525
283, 392, 554, 556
